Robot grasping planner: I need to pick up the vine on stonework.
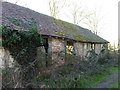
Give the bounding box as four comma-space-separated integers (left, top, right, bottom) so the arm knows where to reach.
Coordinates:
1, 23, 47, 83
1, 23, 46, 66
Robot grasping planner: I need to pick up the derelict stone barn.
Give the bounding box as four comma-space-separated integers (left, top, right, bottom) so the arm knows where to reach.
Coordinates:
1, 2, 109, 67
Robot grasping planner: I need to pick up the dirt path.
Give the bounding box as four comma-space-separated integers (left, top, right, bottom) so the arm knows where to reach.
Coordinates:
91, 73, 119, 88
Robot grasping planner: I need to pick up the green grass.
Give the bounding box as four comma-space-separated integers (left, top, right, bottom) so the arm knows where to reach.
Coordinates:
108, 66, 118, 74
78, 66, 118, 88
108, 65, 119, 89
44, 66, 118, 88
109, 80, 118, 88
79, 73, 109, 88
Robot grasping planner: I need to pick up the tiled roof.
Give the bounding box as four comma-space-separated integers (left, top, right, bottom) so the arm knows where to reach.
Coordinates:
2, 1, 109, 43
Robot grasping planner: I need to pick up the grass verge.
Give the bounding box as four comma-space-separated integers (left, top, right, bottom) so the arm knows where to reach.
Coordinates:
84, 66, 118, 88
109, 80, 118, 88
44, 65, 118, 88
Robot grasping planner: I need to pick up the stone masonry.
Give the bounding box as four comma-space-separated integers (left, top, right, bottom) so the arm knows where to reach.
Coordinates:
48, 37, 66, 65
74, 42, 83, 57
0, 47, 14, 68
95, 44, 102, 54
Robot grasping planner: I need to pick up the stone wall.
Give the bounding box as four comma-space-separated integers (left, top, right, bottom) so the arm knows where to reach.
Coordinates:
74, 42, 93, 59
48, 37, 66, 65
0, 47, 14, 68
86, 43, 91, 58
87, 43, 91, 51
83, 43, 88, 56
36, 37, 105, 65
95, 44, 101, 54
74, 42, 104, 59
0, 47, 22, 88
74, 42, 83, 57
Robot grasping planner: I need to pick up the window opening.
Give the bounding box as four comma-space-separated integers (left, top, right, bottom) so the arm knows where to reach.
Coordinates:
66, 41, 74, 55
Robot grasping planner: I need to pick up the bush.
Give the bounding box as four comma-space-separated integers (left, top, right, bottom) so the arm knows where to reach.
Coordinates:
2, 65, 22, 88
98, 50, 118, 66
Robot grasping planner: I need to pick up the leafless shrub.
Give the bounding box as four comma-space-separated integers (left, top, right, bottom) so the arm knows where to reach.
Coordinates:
2, 64, 22, 88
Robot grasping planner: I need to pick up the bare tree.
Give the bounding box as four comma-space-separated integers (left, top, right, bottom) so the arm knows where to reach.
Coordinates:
49, 0, 67, 18
70, 2, 85, 24
49, 0, 59, 18
65, 0, 92, 25
83, 9, 103, 35
63, 0, 103, 35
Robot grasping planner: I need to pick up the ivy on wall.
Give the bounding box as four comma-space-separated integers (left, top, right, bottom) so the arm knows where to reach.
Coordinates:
1, 21, 46, 66
1, 21, 48, 82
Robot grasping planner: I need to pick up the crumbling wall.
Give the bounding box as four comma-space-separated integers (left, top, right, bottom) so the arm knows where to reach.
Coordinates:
95, 44, 101, 54
0, 47, 14, 68
48, 37, 65, 66
37, 46, 45, 61
0, 47, 22, 88
74, 42, 83, 57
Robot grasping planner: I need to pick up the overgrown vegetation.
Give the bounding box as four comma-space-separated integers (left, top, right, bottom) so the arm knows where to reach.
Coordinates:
2, 26, 45, 65
41, 51, 118, 88
1, 18, 118, 88
1, 18, 48, 88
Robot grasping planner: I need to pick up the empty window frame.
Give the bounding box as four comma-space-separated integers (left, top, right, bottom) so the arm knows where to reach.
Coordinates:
66, 41, 74, 55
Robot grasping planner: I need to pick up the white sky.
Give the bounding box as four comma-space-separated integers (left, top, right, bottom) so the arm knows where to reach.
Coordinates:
4, 0, 119, 47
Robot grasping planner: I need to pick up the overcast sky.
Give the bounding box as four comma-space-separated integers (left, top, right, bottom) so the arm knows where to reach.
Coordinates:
4, 0, 119, 47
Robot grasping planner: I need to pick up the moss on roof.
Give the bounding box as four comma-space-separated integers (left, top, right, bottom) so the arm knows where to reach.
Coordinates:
53, 19, 99, 42
2, 1, 109, 43
53, 19, 78, 33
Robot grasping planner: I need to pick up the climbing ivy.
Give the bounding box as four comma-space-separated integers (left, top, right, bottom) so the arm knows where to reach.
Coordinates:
1, 23, 46, 66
